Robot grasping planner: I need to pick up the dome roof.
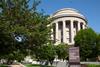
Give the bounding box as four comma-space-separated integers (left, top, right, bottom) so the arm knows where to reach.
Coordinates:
51, 8, 86, 20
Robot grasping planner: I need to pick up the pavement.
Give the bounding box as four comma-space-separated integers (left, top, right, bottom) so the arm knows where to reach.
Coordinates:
9, 63, 25, 67
53, 61, 69, 67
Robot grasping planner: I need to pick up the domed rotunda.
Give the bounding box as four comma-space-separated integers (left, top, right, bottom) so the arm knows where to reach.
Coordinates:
50, 8, 87, 45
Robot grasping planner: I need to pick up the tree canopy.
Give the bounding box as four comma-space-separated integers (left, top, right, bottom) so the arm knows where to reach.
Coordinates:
96, 34, 100, 55
55, 43, 68, 60
74, 28, 97, 61
36, 43, 56, 65
0, 0, 51, 63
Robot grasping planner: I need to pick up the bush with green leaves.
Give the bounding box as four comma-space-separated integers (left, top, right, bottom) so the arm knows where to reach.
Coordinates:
55, 43, 69, 60
35, 43, 56, 65
0, 0, 51, 64
74, 28, 97, 61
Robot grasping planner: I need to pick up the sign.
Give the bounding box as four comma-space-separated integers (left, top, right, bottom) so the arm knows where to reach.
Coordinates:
69, 47, 80, 67
69, 47, 80, 63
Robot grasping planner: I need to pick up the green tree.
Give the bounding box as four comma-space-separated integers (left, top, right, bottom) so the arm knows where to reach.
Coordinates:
0, 0, 29, 63
36, 43, 56, 65
55, 43, 68, 60
96, 34, 100, 56
74, 28, 97, 61
0, 0, 51, 63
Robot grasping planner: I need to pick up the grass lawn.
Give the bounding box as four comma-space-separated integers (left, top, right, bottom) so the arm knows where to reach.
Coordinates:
87, 64, 100, 67
0, 64, 8, 67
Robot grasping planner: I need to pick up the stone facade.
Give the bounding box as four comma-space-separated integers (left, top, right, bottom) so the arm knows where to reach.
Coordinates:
50, 8, 87, 45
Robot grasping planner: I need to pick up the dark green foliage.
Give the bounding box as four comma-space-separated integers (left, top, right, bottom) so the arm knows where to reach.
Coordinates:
96, 34, 100, 55
0, 0, 51, 63
55, 43, 68, 60
74, 28, 97, 61
35, 43, 56, 65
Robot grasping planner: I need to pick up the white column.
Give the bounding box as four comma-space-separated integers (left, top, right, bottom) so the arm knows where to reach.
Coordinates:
63, 21, 66, 43
82, 23, 85, 29
78, 22, 80, 31
70, 20, 74, 44
51, 28, 53, 40
55, 22, 58, 44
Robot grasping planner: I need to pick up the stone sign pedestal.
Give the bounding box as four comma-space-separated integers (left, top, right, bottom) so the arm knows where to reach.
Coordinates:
69, 63, 81, 67
69, 47, 80, 67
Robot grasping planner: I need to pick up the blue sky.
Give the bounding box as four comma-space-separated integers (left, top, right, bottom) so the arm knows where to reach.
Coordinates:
33, 0, 100, 33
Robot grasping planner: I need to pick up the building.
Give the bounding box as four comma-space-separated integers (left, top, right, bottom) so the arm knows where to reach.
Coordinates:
50, 8, 87, 45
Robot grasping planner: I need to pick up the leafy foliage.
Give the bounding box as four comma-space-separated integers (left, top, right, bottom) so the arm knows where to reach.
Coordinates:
55, 43, 68, 60
35, 43, 56, 65
0, 0, 51, 63
74, 28, 97, 61
96, 34, 100, 55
